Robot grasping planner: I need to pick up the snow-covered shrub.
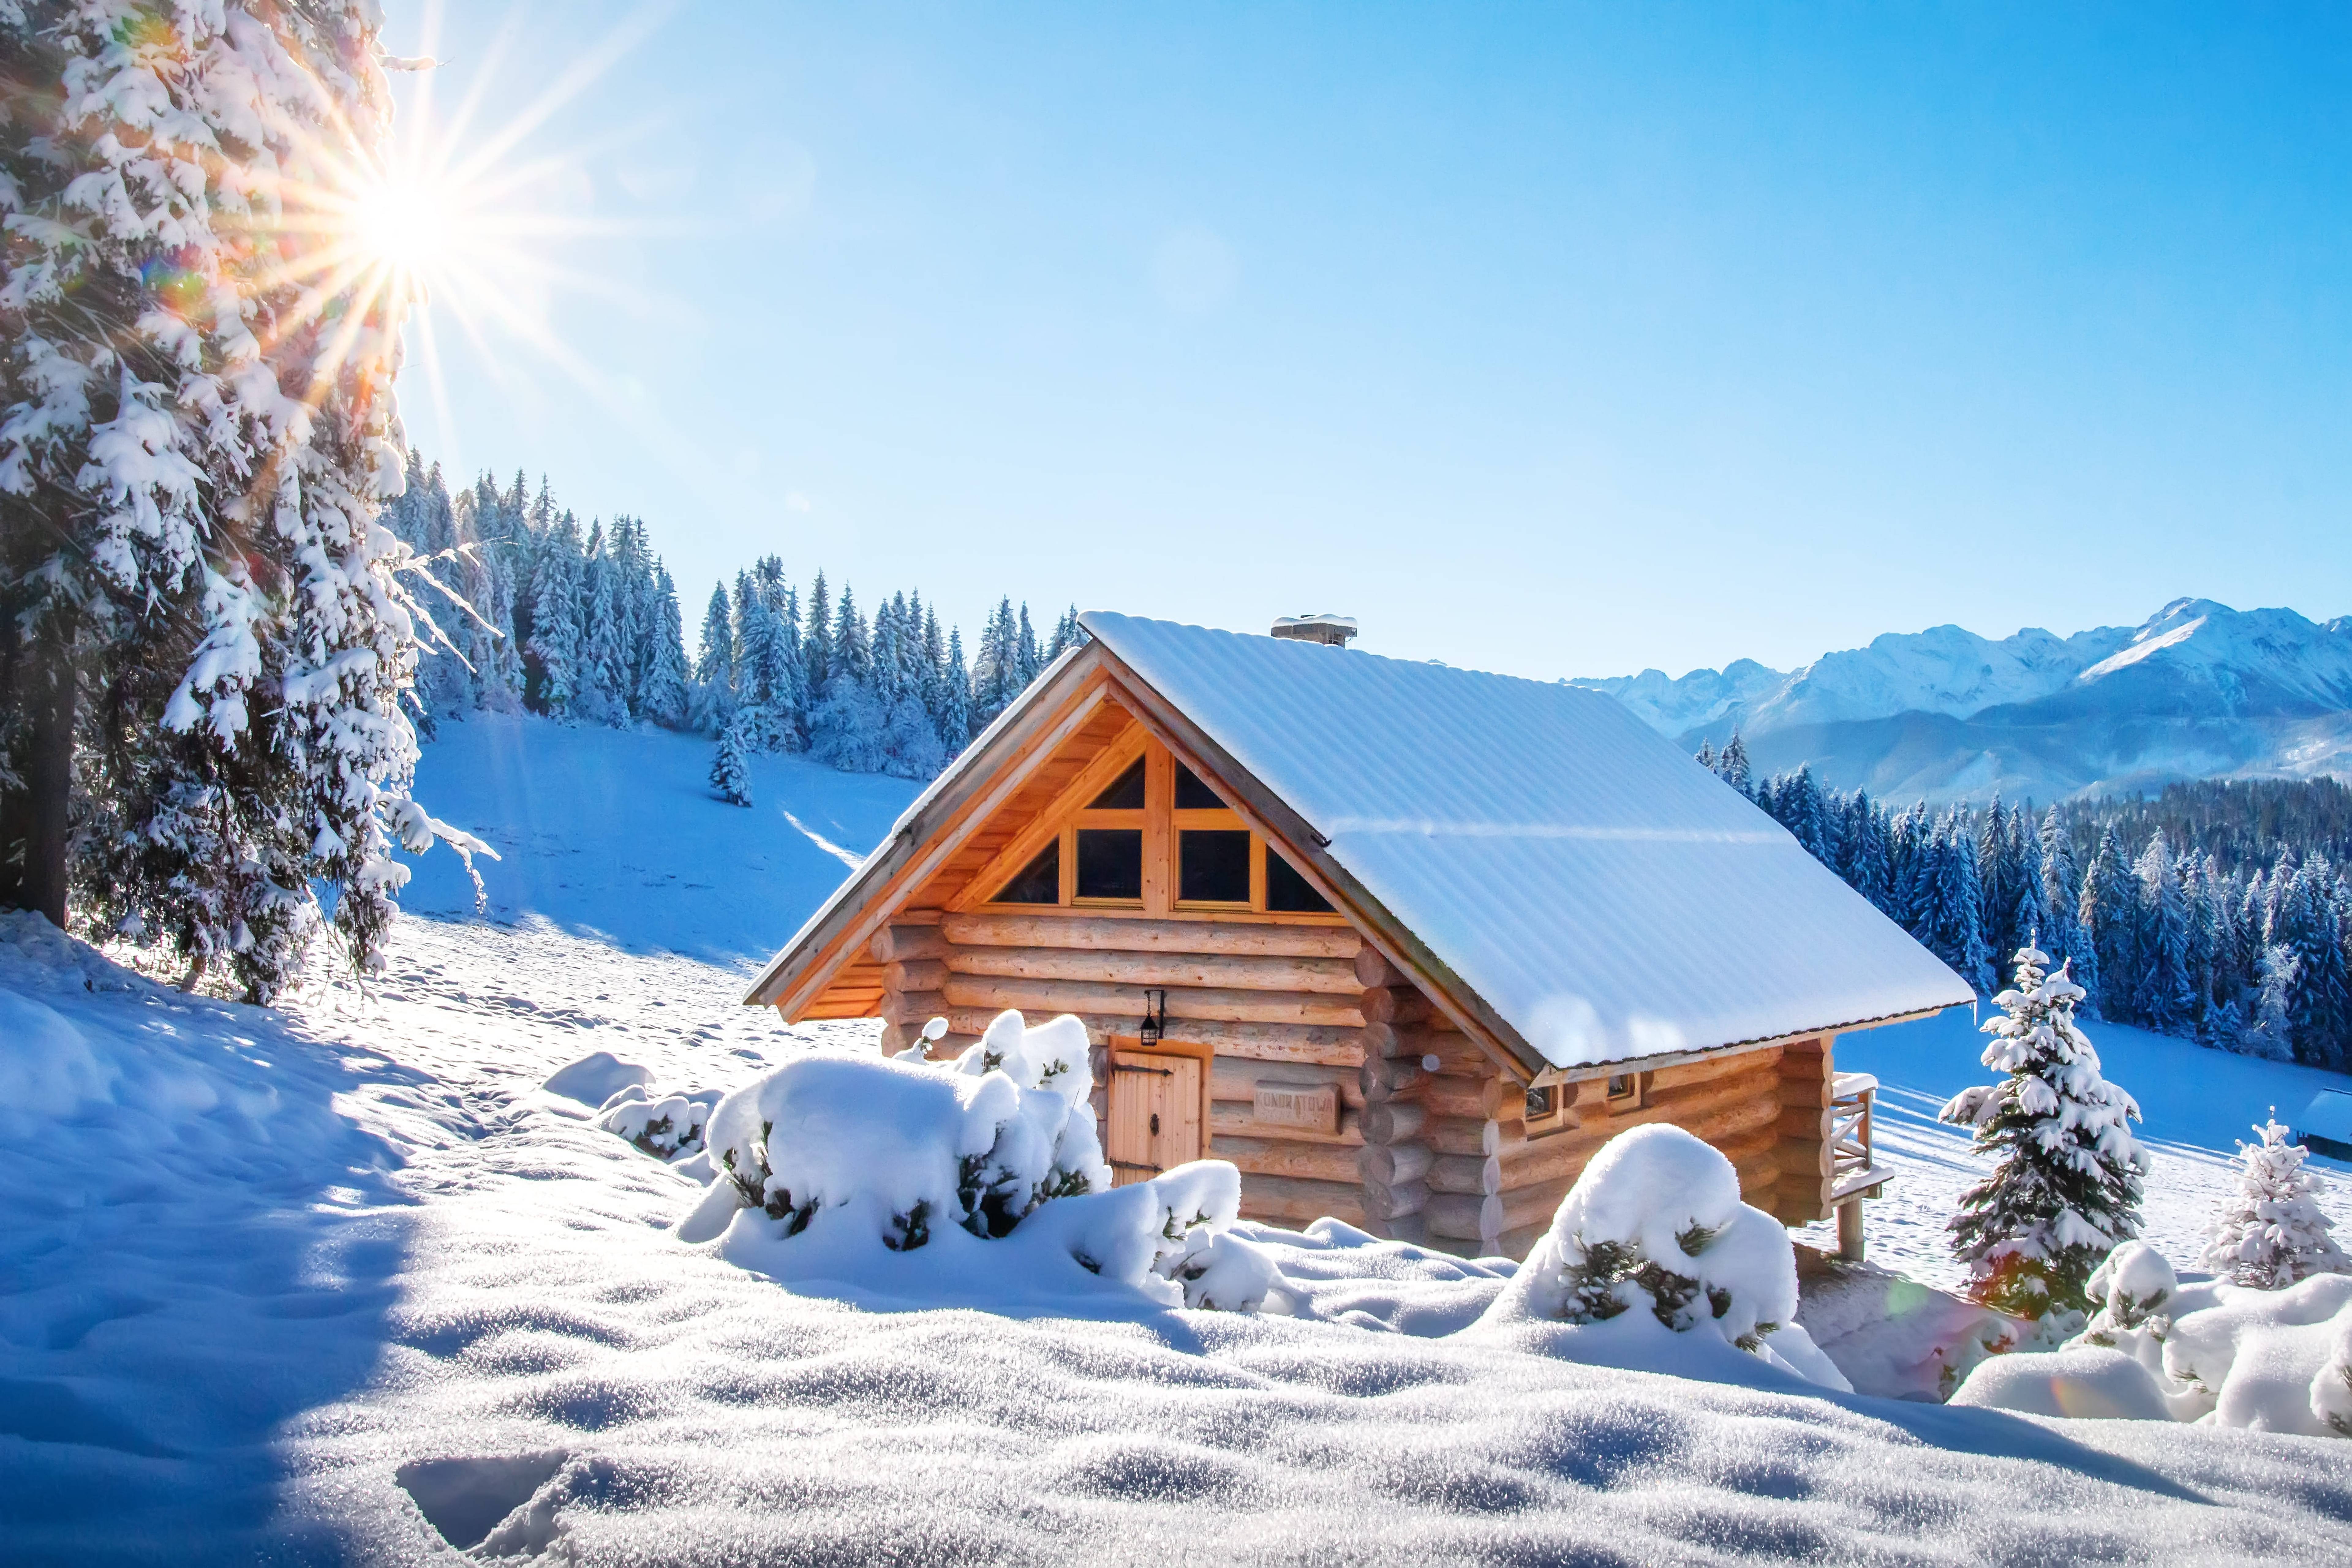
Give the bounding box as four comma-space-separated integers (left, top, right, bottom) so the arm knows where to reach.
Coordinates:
2316, 1314, 2352, 1437
1941, 944, 2147, 1318
684, 1011, 1251, 1309
1956, 1239, 2352, 1435
1479, 1125, 1809, 1367
2199, 1114, 2348, 1288
594, 1085, 719, 1159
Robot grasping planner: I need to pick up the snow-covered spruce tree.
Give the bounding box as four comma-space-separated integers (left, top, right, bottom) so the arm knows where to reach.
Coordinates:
1, 0, 477, 994
710, 718, 753, 807
2199, 1114, 2349, 1288
691, 579, 737, 732
2079, 825, 2138, 1023
639, 569, 691, 729
526, 513, 583, 716
2245, 944, 2301, 1061
1942, 944, 2149, 1317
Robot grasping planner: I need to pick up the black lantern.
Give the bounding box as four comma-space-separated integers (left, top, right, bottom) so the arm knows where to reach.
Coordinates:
1139, 987, 1167, 1048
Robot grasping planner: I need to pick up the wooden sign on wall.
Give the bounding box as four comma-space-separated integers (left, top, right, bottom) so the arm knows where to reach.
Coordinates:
1252, 1080, 1340, 1134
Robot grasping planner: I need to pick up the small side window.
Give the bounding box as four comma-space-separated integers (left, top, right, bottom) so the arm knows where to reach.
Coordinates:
995, 839, 1060, 905
1605, 1073, 1640, 1107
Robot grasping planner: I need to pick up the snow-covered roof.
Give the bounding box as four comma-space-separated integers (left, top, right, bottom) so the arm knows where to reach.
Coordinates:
2297, 1090, 2352, 1143
1082, 612, 1975, 1071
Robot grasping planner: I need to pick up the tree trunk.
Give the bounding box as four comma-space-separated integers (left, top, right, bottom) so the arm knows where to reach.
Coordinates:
12, 628, 75, 929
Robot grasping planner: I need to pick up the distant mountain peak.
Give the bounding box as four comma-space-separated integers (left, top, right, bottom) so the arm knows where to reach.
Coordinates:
1571, 598, 2352, 803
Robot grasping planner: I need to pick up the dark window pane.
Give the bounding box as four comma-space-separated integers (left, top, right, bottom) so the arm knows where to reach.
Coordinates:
1076, 829, 1143, 900
1265, 848, 1334, 912
1525, 1085, 1555, 1121
995, 839, 1059, 904
1174, 762, 1224, 810
1088, 757, 1146, 810
1179, 830, 1252, 903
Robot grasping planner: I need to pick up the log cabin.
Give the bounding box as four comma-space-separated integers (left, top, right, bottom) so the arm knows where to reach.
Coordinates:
744, 612, 1975, 1261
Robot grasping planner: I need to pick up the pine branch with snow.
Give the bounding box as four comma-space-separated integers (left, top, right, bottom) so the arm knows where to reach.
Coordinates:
1941, 944, 2149, 1318
2199, 1114, 2349, 1289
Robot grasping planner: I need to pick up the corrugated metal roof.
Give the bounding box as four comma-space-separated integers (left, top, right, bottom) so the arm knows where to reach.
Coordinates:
2299, 1090, 2352, 1143
1082, 612, 1975, 1070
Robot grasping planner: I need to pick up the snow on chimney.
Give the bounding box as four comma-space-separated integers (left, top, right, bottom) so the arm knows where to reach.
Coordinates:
1271, 614, 1359, 648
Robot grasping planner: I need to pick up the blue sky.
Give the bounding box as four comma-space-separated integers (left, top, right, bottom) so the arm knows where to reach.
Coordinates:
383, 2, 2351, 681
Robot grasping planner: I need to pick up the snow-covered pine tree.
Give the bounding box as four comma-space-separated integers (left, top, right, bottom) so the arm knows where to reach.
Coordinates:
527, 514, 585, 717
1841, 790, 1893, 914
801, 572, 832, 694
2279, 856, 2352, 1070
2079, 825, 2138, 1022
2039, 806, 2092, 1005
1015, 602, 1041, 686
1914, 817, 1994, 997
1694, 740, 1717, 772
971, 597, 1017, 729
2246, 943, 2301, 1061
710, 717, 754, 806
1, 0, 477, 994
1941, 944, 2149, 1317
575, 523, 627, 725
1718, 733, 1752, 796
2198, 1114, 2349, 1287
2133, 831, 2196, 1036
640, 570, 692, 729
940, 628, 973, 750
692, 581, 737, 732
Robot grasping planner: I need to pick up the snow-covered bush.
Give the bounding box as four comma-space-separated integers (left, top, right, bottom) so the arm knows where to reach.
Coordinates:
1941, 944, 2147, 1317
1473, 1124, 1842, 1385
1955, 1238, 2352, 1435
2199, 1114, 2348, 1288
594, 1085, 719, 1159
683, 1011, 1253, 1310
2317, 1314, 2352, 1437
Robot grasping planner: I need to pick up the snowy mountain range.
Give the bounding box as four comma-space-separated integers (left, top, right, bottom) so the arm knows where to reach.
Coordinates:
1570, 598, 2352, 803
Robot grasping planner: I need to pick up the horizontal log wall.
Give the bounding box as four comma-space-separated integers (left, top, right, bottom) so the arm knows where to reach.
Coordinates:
872, 915, 1368, 1227
873, 917, 1826, 1258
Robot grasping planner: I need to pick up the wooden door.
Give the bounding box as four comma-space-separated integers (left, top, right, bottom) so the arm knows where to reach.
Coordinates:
1106, 1050, 1202, 1186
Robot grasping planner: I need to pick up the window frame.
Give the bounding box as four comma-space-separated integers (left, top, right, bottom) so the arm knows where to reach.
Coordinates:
977, 733, 1345, 922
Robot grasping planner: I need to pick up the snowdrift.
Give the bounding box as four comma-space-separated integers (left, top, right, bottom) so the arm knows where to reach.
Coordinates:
671, 1011, 1274, 1312
1954, 1239, 2352, 1436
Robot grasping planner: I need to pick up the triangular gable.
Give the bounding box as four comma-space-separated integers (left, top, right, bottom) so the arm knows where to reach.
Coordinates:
744, 644, 1529, 1077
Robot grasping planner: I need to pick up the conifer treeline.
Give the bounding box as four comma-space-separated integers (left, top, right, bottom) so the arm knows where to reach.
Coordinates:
383, 458, 1079, 780
1699, 737, 2352, 1074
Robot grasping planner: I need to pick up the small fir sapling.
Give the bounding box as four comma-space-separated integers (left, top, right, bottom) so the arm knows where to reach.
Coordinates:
2199, 1113, 2349, 1288
710, 719, 754, 807
1942, 944, 2149, 1318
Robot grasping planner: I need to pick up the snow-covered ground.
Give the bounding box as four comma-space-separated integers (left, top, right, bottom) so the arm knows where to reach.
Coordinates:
9, 714, 2352, 1562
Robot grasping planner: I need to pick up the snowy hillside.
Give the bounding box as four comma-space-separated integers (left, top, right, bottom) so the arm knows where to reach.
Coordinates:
10, 717, 2352, 1561
1573, 598, 2352, 801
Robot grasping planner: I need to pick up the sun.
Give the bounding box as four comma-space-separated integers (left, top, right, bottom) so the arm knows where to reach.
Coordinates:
352, 172, 457, 281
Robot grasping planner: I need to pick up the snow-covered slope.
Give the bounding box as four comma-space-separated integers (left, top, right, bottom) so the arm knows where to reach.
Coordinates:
1572, 598, 2352, 801
11, 717, 2352, 1560
396, 712, 921, 964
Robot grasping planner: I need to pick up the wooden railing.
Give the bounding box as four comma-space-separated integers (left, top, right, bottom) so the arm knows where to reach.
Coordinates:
1827, 1071, 1884, 1260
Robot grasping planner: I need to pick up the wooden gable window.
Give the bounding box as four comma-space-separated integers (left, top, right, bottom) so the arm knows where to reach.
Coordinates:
976, 732, 1344, 922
